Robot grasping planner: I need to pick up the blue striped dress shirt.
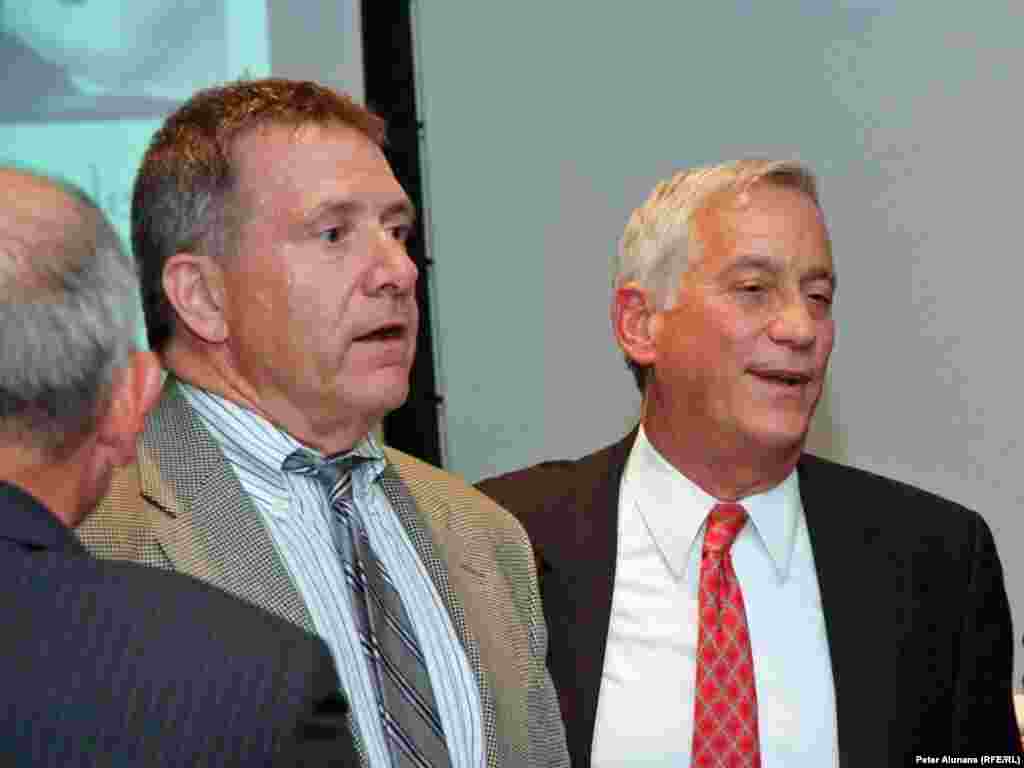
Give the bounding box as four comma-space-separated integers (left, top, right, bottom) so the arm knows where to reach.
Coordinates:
180, 384, 483, 768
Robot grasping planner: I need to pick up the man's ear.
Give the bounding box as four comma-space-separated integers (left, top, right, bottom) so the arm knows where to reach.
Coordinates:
612, 282, 658, 369
162, 251, 228, 344
97, 350, 164, 467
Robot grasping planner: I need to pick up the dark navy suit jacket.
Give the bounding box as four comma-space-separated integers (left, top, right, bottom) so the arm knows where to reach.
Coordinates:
0, 481, 358, 767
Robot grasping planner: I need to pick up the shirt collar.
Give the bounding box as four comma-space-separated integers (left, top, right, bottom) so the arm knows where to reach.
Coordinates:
624, 425, 801, 583
179, 382, 387, 492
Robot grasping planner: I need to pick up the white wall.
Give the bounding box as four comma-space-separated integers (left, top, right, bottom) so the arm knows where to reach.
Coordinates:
268, 0, 363, 102
415, 0, 1024, 685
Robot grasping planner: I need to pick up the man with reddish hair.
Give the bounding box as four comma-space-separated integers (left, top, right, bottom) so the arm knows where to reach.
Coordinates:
79, 78, 568, 768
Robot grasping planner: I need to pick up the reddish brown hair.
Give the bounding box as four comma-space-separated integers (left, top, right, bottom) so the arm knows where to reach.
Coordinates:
132, 78, 386, 351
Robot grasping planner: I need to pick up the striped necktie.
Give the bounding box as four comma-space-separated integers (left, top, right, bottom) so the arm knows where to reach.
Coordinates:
282, 448, 452, 768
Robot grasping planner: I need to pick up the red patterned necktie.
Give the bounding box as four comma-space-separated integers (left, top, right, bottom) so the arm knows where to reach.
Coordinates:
692, 502, 761, 768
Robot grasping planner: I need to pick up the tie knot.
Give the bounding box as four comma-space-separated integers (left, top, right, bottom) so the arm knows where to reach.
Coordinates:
281, 448, 362, 497
703, 502, 748, 556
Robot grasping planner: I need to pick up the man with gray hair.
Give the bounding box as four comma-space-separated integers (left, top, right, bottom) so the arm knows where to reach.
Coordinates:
0, 166, 358, 766
479, 159, 1020, 765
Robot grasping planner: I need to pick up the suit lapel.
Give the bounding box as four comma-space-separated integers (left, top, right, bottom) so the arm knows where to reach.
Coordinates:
798, 455, 908, 767
562, 432, 632, 767
378, 460, 481, 654
380, 454, 501, 768
477, 432, 633, 767
140, 383, 315, 633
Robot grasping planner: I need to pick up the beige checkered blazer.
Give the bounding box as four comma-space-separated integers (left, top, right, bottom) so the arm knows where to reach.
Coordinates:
77, 383, 569, 768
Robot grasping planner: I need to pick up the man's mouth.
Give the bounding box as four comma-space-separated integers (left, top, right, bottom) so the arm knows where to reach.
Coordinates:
749, 369, 812, 387
354, 323, 406, 342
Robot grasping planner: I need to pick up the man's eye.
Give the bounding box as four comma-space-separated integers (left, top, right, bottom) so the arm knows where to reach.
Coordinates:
391, 224, 412, 242
810, 292, 833, 306
808, 286, 834, 305
319, 227, 343, 244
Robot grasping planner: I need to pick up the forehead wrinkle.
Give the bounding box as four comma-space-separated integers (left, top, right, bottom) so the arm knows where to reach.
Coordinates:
227, 126, 295, 213
699, 177, 829, 241
230, 128, 332, 222
305, 199, 362, 224
718, 255, 782, 279
306, 193, 414, 223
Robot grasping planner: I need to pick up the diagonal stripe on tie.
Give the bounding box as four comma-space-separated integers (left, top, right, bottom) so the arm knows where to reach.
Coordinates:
283, 448, 452, 768
350, 510, 450, 767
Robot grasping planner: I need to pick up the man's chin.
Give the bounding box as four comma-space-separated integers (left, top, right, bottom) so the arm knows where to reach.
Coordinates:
752, 425, 811, 457
740, 410, 814, 455
360, 376, 411, 421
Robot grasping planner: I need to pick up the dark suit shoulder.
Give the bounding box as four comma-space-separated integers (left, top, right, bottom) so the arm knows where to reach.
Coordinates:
479, 434, 632, 503
798, 453, 996, 567
476, 432, 635, 554
800, 453, 981, 521
476, 457, 580, 511
0, 549, 349, 766
7, 549, 332, 675
798, 454, 1019, 758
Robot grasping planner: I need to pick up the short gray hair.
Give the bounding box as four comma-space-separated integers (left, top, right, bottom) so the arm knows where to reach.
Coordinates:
614, 158, 821, 390
0, 169, 137, 456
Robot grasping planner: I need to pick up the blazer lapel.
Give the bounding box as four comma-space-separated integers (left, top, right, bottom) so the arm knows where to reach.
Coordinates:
140, 383, 315, 633
798, 455, 908, 767
379, 456, 502, 768
557, 431, 633, 767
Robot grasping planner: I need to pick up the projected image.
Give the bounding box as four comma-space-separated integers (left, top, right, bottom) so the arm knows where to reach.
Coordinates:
0, 0, 227, 122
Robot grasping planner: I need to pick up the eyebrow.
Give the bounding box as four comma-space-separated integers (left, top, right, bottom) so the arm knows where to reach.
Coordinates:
803, 265, 837, 291
725, 255, 837, 288
306, 198, 417, 225
382, 199, 418, 223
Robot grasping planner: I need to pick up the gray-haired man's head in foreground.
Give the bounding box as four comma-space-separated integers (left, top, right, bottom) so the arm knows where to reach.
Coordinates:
0, 167, 161, 526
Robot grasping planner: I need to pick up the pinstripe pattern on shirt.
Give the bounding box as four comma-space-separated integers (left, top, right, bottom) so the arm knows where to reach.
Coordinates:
76, 379, 570, 768
180, 384, 483, 768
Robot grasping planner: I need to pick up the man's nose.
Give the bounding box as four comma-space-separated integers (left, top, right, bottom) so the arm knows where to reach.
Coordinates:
768, 294, 816, 348
371, 229, 419, 296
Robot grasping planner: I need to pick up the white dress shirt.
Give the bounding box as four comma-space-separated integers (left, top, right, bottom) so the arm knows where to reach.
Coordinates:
590, 426, 839, 767
180, 383, 484, 768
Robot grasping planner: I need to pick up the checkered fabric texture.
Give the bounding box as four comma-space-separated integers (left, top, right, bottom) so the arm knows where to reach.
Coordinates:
75, 383, 569, 768
692, 503, 761, 768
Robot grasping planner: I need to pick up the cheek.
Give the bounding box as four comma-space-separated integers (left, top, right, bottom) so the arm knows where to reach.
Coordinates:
660, 312, 715, 368
699, 311, 753, 367
226, 270, 296, 362
287, 270, 345, 337
247, 282, 279, 318
816, 320, 836, 364
286, 290, 352, 378
235, 280, 286, 346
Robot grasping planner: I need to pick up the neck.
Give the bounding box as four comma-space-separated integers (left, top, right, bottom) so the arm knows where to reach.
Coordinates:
164, 338, 372, 455
641, 392, 802, 501
0, 441, 93, 528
